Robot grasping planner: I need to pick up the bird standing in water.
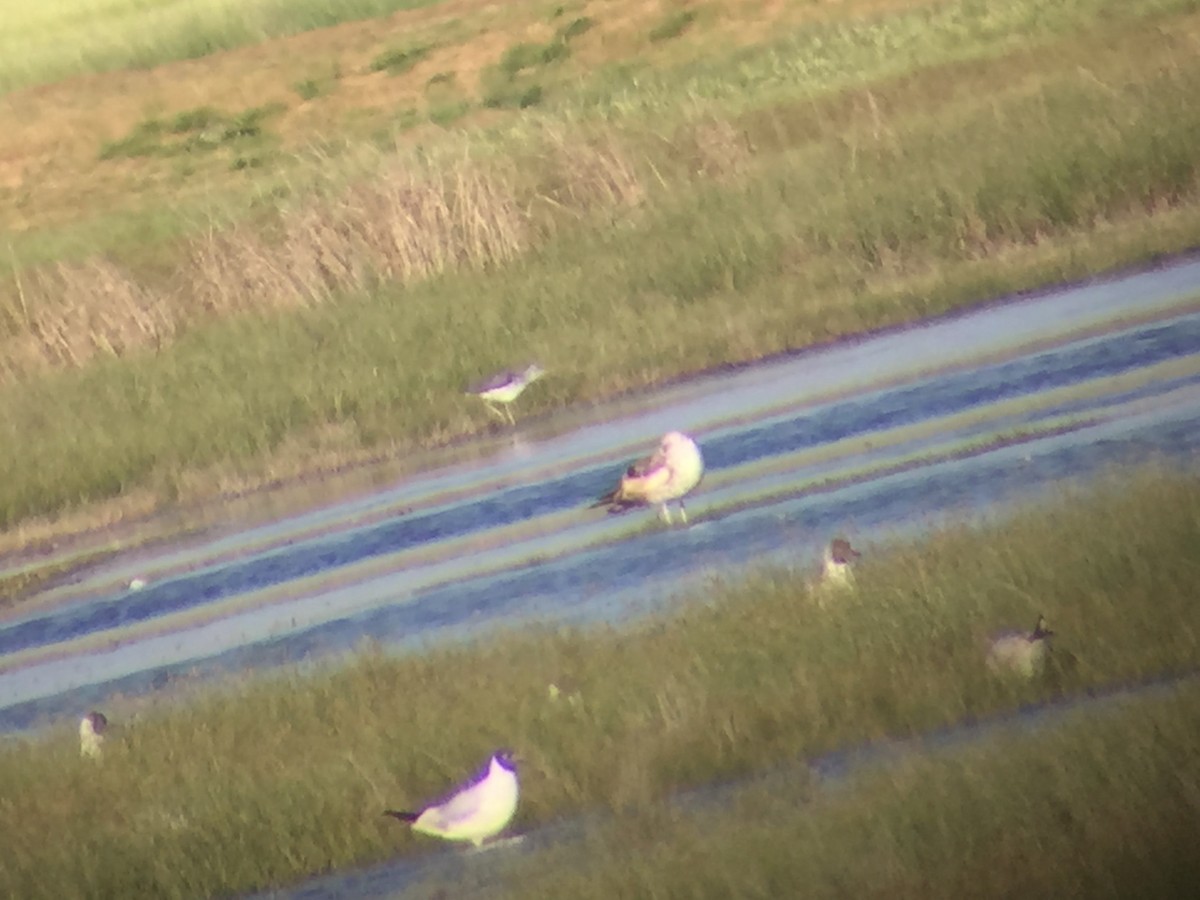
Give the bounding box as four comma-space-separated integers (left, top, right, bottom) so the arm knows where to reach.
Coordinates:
592, 431, 705, 525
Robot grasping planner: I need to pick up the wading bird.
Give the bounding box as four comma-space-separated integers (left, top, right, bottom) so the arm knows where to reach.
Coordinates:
592, 431, 704, 524
384, 751, 519, 848
465, 364, 546, 425
987, 614, 1054, 678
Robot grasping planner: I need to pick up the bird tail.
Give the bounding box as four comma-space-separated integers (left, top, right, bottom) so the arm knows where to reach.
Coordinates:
592, 489, 643, 513
383, 810, 420, 822
592, 467, 642, 509
590, 489, 618, 509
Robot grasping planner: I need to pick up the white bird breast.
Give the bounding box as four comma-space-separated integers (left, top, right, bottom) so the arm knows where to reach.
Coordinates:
413, 758, 519, 844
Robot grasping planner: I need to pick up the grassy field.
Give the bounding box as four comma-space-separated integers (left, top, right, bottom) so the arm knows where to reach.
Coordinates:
1, 466, 1197, 897
2, 0, 1199, 546
0, 0, 438, 93
2, 3, 1196, 895
487, 679, 1200, 900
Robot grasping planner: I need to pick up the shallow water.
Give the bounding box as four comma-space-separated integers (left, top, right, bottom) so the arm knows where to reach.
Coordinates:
1, 257, 1199, 733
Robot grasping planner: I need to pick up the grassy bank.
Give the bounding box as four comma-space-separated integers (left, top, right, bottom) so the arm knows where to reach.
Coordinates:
489, 680, 1200, 900
3, 1, 1200, 537
0, 0, 437, 93
1, 466, 1197, 897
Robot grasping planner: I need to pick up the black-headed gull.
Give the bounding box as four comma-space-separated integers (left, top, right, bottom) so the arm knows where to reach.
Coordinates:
384, 751, 519, 847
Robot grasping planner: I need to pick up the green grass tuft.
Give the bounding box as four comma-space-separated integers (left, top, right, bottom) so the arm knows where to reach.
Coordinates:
292, 78, 322, 101
369, 43, 433, 75
169, 106, 223, 133
98, 118, 168, 160
427, 99, 472, 126
498, 39, 571, 77
648, 9, 696, 43
482, 77, 546, 109
98, 103, 285, 161
556, 16, 594, 42
425, 70, 456, 87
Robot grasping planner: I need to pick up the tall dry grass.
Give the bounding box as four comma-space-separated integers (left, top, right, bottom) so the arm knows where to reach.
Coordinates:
1, 260, 177, 378
0, 132, 649, 380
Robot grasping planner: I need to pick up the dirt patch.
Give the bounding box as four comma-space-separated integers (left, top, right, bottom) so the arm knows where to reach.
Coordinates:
0, 0, 942, 236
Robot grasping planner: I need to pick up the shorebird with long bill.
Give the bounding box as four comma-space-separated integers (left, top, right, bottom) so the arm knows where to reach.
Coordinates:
592, 431, 704, 524
384, 751, 520, 848
465, 363, 546, 424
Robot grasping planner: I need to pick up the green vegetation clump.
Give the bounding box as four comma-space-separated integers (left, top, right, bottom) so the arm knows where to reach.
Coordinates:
0, 468, 1197, 897
427, 99, 472, 126
556, 16, 594, 42
498, 38, 571, 77
369, 43, 433, 75
98, 118, 168, 160
99, 103, 286, 160
169, 106, 222, 133
482, 23, 590, 110
292, 78, 322, 100
648, 9, 697, 43
482, 81, 544, 109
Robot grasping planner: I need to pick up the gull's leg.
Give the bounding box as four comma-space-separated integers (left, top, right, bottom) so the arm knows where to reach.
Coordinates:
483, 401, 508, 422
678, 502, 688, 524
505, 405, 516, 425
659, 504, 672, 524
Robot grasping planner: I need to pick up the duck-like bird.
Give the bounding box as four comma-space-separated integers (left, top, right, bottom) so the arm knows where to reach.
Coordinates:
465, 363, 546, 424
987, 615, 1054, 678
592, 431, 704, 524
384, 751, 519, 848
79, 711, 108, 759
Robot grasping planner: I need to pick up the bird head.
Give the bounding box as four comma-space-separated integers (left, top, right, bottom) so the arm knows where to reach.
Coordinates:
80, 711, 108, 737
1031, 615, 1054, 640
829, 538, 861, 564
660, 431, 691, 453
492, 750, 520, 773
